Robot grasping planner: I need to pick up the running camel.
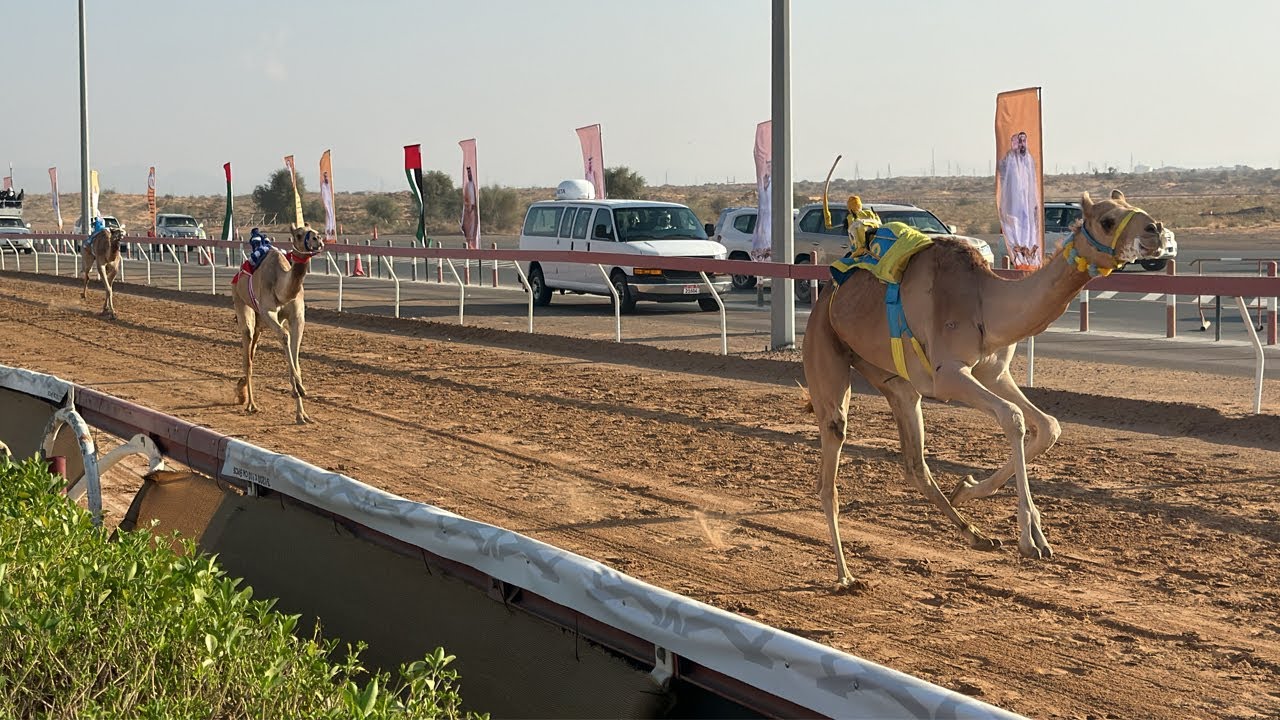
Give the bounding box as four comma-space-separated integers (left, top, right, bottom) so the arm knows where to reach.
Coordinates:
80, 226, 126, 319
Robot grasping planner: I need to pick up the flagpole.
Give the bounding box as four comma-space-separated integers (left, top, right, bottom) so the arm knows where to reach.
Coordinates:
769, 0, 795, 350
78, 0, 92, 230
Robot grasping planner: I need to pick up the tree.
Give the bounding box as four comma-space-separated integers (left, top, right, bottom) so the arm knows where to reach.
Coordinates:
604, 166, 645, 199
479, 185, 521, 232
365, 195, 400, 228
252, 169, 306, 224
420, 170, 458, 222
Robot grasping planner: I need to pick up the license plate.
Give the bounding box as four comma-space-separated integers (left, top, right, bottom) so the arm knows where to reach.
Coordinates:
683, 284, 701, 295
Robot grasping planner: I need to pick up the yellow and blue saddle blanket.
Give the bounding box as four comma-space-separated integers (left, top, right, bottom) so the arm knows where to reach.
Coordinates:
829, 221, 936, 381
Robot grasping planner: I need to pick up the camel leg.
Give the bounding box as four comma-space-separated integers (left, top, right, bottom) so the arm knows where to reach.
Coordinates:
263, 309, 309, 425
235, 299, 259, 413
802, 289, 859, 588
81, 256, 91, 299
99, 262, 117, 319
933, 362, 1052, 559
950, 369, 1061, 506
286, 313, 310, 424
859, 362, 1002, 552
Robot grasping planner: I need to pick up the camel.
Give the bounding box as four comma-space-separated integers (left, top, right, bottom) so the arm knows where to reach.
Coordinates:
231, 225, 325, 424
80, 226, 126, 319
803, 190, 1167, 588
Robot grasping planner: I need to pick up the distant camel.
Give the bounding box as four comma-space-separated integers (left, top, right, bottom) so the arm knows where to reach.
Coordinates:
803, 190, 1167, 588
231, 225, 325, 424
80, 226, 125, 319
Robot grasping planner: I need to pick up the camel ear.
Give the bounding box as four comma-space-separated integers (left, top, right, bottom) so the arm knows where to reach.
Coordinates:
1080, 191, 1094, 215
1110, 189, 1126, 202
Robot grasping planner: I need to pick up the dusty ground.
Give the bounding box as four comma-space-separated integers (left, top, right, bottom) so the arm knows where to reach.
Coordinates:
2, 274, 1278, 720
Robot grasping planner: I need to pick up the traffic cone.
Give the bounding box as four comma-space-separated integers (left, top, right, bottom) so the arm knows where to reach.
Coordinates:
351, 255, 365, 277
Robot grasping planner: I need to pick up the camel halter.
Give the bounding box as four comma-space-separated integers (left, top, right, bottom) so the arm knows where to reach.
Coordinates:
1064, 209, 1142, 277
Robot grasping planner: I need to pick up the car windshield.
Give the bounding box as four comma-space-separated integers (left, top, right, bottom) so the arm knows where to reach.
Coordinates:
614, 206, 707, 241
0, 218, 23, 228
163, 216, 198, 227
876, 209, 949, 234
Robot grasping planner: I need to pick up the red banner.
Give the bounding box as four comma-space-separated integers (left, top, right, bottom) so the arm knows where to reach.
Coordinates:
995, 87, 1044, 270
751, 120, 772, 261
575, 124, 606, 200
459, 138, 480, 249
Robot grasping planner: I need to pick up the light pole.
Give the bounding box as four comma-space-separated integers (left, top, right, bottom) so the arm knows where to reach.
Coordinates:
78, 0, 91, 231
769, 0, 795, 350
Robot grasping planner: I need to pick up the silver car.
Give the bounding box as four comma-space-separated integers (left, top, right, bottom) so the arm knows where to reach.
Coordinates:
0, 216, 34, 253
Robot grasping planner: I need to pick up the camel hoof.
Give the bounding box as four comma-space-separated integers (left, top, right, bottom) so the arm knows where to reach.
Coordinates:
966, 528, 1003, 552
296, 413, 312, 425
245, 404, 259, 414
1019, 539, 1054, 560
834, 576, 871, 594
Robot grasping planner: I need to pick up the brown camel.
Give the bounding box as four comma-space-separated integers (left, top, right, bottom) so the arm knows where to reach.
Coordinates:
803, 190, 1167, 588
231, 225, 325, 424
80, 226, 125, 319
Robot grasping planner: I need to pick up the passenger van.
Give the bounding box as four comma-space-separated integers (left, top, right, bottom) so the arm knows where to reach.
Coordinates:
518, 180, 730, 313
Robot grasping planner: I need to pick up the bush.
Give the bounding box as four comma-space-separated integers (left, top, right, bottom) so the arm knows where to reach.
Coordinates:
366, 195, 402, 229
0, 456, 484, 719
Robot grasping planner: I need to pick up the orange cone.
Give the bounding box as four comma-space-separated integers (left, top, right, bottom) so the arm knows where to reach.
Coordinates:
351, 255, 366, 277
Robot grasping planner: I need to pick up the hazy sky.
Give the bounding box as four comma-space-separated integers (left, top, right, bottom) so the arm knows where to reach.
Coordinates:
6, 0, 1279, 196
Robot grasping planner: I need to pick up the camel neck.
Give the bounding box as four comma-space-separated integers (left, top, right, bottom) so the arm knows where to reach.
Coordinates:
284, 254, 310, 297
978, 242, 1091, 348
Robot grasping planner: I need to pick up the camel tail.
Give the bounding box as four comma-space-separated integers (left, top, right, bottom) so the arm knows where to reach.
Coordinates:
797, 380, 813, 414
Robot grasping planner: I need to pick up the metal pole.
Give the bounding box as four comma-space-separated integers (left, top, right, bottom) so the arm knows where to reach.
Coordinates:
78, 0, 91, 233
769, 0, 794, 350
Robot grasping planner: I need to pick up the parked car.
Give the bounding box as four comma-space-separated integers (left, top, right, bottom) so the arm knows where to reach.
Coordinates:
1043, 201, 1176, 271
0, 215, 35, 254
73, 215, 126, 234
518, 180, 730, 313
155, 213, 206, 240
709, 206, 760, 290
792, 201, 996, 303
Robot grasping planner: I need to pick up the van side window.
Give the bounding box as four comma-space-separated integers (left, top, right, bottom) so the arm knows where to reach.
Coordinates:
798, 210, 824, 233
733, 213, 756, 234
558, 207, 578, 237
523, 206, 564, 237
592, 209, 615, 241
572, 208, 592, 239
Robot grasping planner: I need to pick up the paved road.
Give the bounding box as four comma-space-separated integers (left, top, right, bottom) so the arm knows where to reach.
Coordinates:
10, 243, 1279, 383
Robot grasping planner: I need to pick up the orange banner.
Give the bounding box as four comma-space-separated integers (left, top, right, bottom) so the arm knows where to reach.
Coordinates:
575, 124, 606, 200
459, 138, 480, 249
995, 87, 1044, 269
146, 166, 157, 234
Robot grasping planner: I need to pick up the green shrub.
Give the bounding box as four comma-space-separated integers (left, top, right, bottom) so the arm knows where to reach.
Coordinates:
0, 456, 484, 719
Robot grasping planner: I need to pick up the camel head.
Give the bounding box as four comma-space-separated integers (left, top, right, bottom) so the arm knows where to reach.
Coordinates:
289, 224, 325, 257
1078, 189, 1166, 266
108, 227, 125, 243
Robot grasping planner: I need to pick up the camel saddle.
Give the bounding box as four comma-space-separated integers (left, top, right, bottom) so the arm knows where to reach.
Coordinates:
828, 222, 935, 382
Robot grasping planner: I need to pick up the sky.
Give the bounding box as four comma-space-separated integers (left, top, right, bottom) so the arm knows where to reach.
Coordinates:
5, 0, 1279, 196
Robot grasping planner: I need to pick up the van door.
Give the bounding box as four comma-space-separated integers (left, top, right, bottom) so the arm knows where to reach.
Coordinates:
564, 207, 597, 287
520, 204, 567, 284
582, 208, 619, 292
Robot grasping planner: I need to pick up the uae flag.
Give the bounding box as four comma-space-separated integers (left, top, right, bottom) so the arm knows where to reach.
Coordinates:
404, 144, 425, 242
221, 163, 234, 241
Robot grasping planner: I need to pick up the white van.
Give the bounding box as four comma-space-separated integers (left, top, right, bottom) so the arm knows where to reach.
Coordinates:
519, 180, 730, 312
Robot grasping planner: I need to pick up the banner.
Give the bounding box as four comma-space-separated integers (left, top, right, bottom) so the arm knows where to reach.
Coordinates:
459, 138, 480, 249
575, 124, 606, 199
1, 177, 10, 191
283, 155, 304, 227
320, 150, 336, 240
221, 162, 234, 241
49, 168, 62, 231
90, 169, 100, 220
404, 144, 425, 242
146, 166, 157, 235
751, 120, 772, 261
995, 87, 1044, 270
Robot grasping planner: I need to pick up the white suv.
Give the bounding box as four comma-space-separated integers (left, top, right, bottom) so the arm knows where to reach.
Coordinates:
1044, 201, 1176, 271
155, 213, 206, 239
0, 214, 34, 253
709, 206, 760, 290
519, 180, 730, 313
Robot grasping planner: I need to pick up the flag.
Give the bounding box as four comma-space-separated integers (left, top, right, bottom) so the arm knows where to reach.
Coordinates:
1, 177, 10, 191
90, 169, 100, 219
320, 150, 336, 240
995, 87, 1044, 270
48, 168, 62, 231
575, 124, 606, 199
751, 120, 772, 261
404, 144, 425, 242
283, 155, 304, 227
146, 166, 157, 235
459, 138, 480, 249
221, 162, 234, 241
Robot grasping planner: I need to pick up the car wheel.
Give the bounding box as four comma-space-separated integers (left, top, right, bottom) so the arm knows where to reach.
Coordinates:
729, 252, 757, 290
794, 256, 814, 305
698, 297, 719, 312
1139, 259, 1167, 272
528, 265, 552, 306
22, 248, 33, 255
610, 271, 637, 314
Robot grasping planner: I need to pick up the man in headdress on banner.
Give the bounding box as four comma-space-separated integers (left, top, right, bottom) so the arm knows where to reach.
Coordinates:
998, 130, 1041, 267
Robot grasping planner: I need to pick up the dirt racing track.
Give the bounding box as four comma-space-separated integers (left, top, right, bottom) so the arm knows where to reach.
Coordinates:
2, 274, 1278, 720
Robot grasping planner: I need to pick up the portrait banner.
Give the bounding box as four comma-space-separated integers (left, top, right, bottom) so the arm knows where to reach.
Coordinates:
751, 120, 772, 261
404, 144, 425, 242
90, 170, 100, 220
221, 162, 234, 241
1, 176, 10, 191
995, 87, 1044, 270
283, 155, 304, 227
320, 150, 336, 240
459, 138, 480, 249
575, 123, 606, 199
49, 167, 63, 231
146, 166, 157, 235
